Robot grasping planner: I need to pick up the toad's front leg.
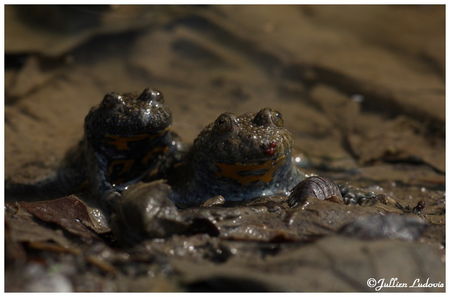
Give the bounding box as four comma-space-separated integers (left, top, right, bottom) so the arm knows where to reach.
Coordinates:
87, 150, 122, 209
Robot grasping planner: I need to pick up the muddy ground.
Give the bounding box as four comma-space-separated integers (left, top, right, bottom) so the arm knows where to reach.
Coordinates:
4, 5, 445, 292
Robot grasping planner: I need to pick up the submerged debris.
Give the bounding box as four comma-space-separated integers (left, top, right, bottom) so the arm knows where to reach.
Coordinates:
112, 181, 188, 243
19, 195, 110, 239
339, 213, 428, 240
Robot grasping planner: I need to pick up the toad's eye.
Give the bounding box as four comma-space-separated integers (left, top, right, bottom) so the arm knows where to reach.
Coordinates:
101, 93, 123, 109
151, 89, 164, 103
272, 111, 284, 127
138, 88, 165, 103
253, 108, 283, 127
213, 113, 236, 134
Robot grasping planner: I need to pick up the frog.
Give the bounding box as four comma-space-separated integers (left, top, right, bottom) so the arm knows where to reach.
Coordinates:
6, 88, 185, 207
168, 108, 307, 207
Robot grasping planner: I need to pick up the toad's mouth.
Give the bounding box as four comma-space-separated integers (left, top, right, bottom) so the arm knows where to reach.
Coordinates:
214, 154, 286, 185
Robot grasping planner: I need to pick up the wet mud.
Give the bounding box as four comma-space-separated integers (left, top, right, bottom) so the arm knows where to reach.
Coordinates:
5, 5, 445, 292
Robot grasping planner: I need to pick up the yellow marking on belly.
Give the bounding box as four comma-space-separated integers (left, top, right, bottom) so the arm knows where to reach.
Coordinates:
107, 159, 135, 181
106, 144, 169, 184
105, 128, 169, 151
215, 156, 285, 185
142, 145, 169, 164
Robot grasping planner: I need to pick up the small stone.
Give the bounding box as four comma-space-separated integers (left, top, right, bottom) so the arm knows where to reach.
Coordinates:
345, 192, 356, 199
200, 195, 225, 208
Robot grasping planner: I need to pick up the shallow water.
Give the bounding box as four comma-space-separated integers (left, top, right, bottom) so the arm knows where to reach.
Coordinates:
5, 5, 445, 292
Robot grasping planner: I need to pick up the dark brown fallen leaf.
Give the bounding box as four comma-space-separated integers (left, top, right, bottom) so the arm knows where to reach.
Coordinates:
86, 255, 118, 275
19, 195, 103, 240
5, 219, 27, 266
6, 203, 72, 248
113, 181, 189, 244
27, 241, 81, 255
182, 205, 300, 242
